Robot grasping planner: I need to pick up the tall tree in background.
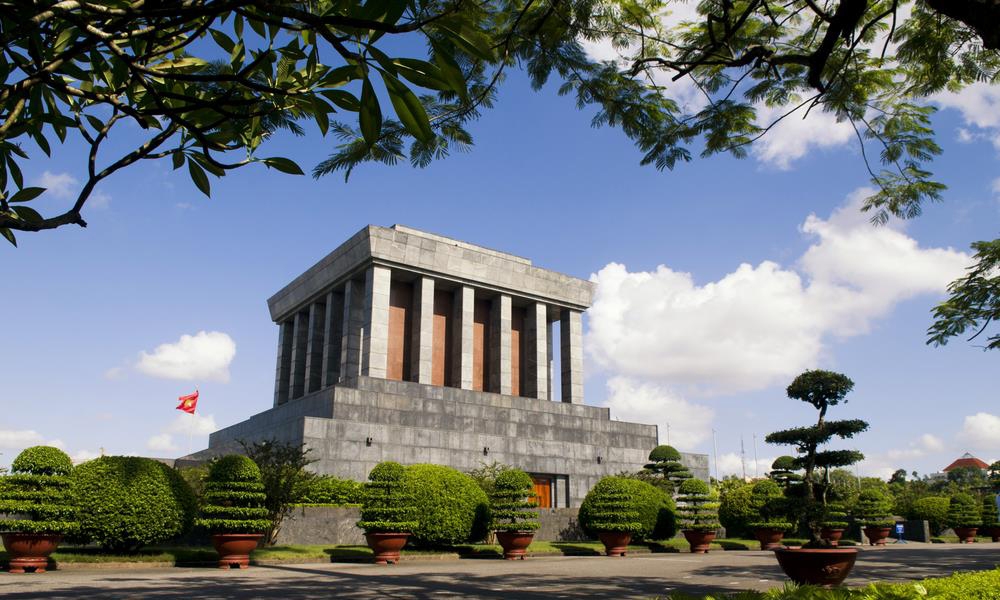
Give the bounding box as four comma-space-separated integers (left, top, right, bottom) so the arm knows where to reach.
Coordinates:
239, 439, 316, 546
0, 1, 996, 348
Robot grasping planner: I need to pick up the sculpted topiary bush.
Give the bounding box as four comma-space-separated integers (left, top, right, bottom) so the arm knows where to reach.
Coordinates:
747, 479, 792, 531
718, 480, 755, 538
854, 488, 895, 528
196, 455, 270, 534
0, 446, 76, 535
909, 496, 950, 536
403, 464, 488, 547
947, 493, 981, 529
489, 468, 539, 532
578, 476, 642, 536
677, 478, 720, 532
620, 477, 677, 540
358, 462, 418, 534
71, 456, 196, 551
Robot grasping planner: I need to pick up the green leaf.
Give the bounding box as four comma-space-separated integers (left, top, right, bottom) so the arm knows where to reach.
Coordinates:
359, 78, 382, 147
0, 227, 16, 247
172, 150, 185, 170
431, 43, 470, 103
187, 159, 211, 197
263, 157, 305, 175
435, 22, 496, 62
13, 206, 43, 223
9, 187, 45, 203
380, 70, 435, 143
209, 29, 236, 54
320, 65, 363, 88
393, 59, 454, 92
322, 90, 361, 112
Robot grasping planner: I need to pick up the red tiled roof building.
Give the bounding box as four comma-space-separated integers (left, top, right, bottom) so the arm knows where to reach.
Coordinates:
943, 452, 989, 472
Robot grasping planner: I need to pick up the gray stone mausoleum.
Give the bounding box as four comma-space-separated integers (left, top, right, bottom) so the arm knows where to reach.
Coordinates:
183, 225, 708, 506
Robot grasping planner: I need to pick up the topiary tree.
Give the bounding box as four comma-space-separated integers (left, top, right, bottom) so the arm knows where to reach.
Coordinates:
358, 462, 418, 534
620, 477, 677, 541
489, 468, 539, 533
71, 456, 196, 552
989, 461, 1000, 492
239, 439, 317, 546
765, 370, 868, 544
982, 494, 999, 527
718, 479, 755, 539
0, 446, 77, 535
821, 502, 850, 530
644, 445, 692, 493
195, 455, 270, 534
947, 493, 981, 529
768, 456, 803, 489
910, 496, 951, 536
854, 488, 895, 528
403, 464, 488, 547
677, 479, 720, 532
747, 479, 792, 531
578, 477, 643, 537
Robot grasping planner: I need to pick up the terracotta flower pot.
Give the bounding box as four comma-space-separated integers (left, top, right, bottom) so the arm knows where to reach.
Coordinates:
863, 526, 892, 546
496, 530, 534, 560
773, 547, 858, 587
682, 529, 717, 553
820, 527, 845, 547
365, 532, 409, 564
2, 532, 62, 574
987, 526, 1000, 543
211, 533, 263, 569
597, 531, 632, 556
954, 526, 979, 544
754, 528, 786, 551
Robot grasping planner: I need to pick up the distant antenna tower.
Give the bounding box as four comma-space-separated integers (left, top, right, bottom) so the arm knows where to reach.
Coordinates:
753, 434, 759, 478
740, 436, 747, 480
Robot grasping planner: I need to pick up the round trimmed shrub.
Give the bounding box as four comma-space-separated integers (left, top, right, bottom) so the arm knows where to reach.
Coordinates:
71, 456, 196, 551
358, 461, 418, 534
748, 479, 792, 530
0, 446, 76, 535
909, 496, 950, 536
403, 464, 488, 547
855, 488, 894, 527
677, 479, 720, 532
578, 476, 642, 536
490, 468, 539, 532
196, 455, 270, 534
947, 493, 981, 529
719, 481, 755, 538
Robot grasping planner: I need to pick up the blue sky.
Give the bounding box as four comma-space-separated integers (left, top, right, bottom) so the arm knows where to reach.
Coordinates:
1, 65, 997, 480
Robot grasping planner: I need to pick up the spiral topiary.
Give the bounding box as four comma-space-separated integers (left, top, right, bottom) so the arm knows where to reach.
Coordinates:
489, 468, 539, 532
947, 493, 981, 529
578, 476, 643, 535
677, 479, 720, 532
981, 494, 999, 528
195, 455, 270, 534
821, 501, 849, 529
403, 464, 488, 547
0, 446, 76, 535
855, 488, 894, 528
358, 462, 418, 533
71, 456, 196, 551
747, 479, 792, 531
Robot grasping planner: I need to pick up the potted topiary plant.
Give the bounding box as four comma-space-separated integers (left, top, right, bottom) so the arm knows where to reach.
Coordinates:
766, 370, 867, 587
196, 455, 270, 569
489, 468, 539, 560
747, 479, 793, 550
947, 493, 981, 544
358, 461, 418, 564
644, 445, 692, 494
820, 502, 849, 547
981, 494, 1000, 542
855, 488, 894, 546
677, 479, 720, 553
578, 476, 642, 556
0, 446, 76, 574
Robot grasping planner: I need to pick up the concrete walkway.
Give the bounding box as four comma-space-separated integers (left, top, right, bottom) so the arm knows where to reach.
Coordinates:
1, 544, 997, 599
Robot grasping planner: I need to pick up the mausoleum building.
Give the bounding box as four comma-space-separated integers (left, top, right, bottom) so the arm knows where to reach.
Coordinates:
184, 225, 707, 506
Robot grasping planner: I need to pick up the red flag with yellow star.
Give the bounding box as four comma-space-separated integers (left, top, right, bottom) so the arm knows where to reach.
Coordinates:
176, 390, 199, 414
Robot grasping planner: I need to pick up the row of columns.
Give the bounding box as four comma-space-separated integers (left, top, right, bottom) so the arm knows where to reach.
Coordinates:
274, 265, 585, 406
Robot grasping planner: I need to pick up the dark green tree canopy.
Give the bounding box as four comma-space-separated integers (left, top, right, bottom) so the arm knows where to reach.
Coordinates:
785, 370, 855, 412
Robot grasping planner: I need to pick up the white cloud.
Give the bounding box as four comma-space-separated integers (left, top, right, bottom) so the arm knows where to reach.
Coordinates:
961, 412, 1000, 452
147, 433, 178, 453
103, 366, 125, 380
886, 433, 946, 461
920, 434, 944, 452
166, 413, 217, 436
71, 449, 102, 464
587, 188, 971, 394
601, 377, 714, 448
136, 331, 236, 383
0, 429, 45, 449
36, 171, 79, 200
716, 452, 775, 479
753, 104, 856, 170
933, 83, 1000, 150
89, 190, 111, 210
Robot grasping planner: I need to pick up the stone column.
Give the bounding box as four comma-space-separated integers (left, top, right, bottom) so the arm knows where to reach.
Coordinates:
412, 277, 435, 384
340, 279, 365, 382
303, 301, 325, 394
546, 319, 554, 401
452, 286, 474, 389
524, 302, 548, 400
321, 290, 344, 387
288, 310, 309, 400
560, 309, 584, 404
273, 320, 293, 406
361, 265, 391, 379
489, 294, 512, 395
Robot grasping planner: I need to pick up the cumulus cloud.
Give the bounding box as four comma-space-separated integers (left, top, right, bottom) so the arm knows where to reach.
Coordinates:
147, 433, 178, 453
601, 377, 714, 448
886, 433, 946, 461
716, 452, 775, 479
961, 412, 1000, 452
145, 413, 217, 456
752, 104, 856, 169
89, 190, 112, 210
136, 331, 236, 383
587, 189, 970, 394
36, 171, 79, 200
71, 449, 102, 464
933, 83, 1000, 150
0, 429, 45, 449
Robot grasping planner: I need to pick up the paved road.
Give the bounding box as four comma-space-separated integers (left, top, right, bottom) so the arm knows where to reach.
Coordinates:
1, 544, 997, 599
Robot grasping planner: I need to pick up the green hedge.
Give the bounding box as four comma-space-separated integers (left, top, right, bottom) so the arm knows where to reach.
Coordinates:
358, 462, 418, 534
403, 464, 488, 547
195, 455, 270, 533
71, 456, 196, 552
0, 446, 76, 535
298, 475, 363, 505
909, 496, 950, 536
489, 468, 539, 532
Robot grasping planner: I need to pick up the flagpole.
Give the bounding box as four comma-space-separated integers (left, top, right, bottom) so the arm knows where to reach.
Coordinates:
187, 386, 197, 455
